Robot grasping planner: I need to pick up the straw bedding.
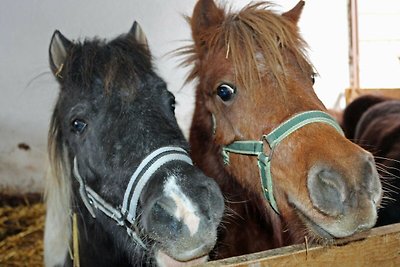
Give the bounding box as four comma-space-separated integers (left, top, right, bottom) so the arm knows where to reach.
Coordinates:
0, 193, 44, 267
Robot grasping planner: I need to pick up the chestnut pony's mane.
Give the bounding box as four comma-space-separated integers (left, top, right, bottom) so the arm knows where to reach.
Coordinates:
180, 1, 313, 91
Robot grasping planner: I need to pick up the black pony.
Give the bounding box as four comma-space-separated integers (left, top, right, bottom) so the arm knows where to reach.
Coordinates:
44, 22, 224, 267
342, 94, 400, 226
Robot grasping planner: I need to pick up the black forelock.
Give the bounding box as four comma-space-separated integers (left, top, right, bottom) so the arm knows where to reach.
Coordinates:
62, 33, 154, 95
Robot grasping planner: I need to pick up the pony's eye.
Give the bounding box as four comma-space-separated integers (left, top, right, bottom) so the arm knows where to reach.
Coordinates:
71, 119, 87, 134
217, 84, 236, 102
311, 74, 316, 85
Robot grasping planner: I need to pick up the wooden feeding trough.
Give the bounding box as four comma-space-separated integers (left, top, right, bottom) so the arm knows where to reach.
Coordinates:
202, 223, 400, 267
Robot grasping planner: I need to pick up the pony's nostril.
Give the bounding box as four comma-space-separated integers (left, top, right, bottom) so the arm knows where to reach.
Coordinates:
148, 198, 185, 238
195, 186, 211, 219
151, 198, 177, 224
200, 178, 225, 222
155, 197, 175, 213
308, 168, 346, 217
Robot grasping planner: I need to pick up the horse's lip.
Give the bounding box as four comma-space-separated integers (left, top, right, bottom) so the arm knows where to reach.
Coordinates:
288, 197, 335, 240
155, 250, 208, 267
290, 196, 376, 239
295, 209, 335, 240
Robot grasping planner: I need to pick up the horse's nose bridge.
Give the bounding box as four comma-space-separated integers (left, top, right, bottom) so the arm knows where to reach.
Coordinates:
158, 173, 222, 234
160, 175, 203, 236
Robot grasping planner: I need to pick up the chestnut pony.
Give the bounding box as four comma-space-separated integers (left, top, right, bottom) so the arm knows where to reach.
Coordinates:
180, 0, 383, 259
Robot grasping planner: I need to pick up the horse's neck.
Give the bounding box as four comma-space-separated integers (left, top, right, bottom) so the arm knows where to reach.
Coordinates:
189, 114, 291, 259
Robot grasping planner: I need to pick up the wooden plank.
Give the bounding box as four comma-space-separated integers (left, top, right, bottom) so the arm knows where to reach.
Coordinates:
345, 88, 400, 104
202, 223, 400, 267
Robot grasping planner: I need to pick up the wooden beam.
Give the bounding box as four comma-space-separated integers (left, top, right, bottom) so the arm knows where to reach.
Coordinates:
202, 223, 400, 266
345, 88, 400, 104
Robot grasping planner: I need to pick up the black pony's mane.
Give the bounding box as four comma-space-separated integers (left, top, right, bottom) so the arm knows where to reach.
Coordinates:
62, 34, 153, 94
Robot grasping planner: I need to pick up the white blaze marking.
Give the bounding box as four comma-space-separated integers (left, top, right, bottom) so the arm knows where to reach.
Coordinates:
255, 51, 284, 73
255, 51, 267, 72
164, 176, 200, 236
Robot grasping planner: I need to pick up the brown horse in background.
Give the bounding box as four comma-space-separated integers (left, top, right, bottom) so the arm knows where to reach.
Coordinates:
180, 0, 383, 259
342, 94, 400, 227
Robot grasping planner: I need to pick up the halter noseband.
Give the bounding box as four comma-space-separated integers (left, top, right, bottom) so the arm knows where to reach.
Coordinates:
221, 110, 344, 214
73, 146, 193, 248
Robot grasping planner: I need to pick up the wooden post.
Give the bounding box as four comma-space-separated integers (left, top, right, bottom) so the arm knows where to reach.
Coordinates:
348, 0, 360, 101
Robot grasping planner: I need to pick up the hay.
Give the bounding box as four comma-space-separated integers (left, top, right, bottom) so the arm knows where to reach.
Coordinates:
0, 194, 44, 267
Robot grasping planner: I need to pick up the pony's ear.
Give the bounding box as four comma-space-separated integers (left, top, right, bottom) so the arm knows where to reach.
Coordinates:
282, 1, 305, 24
129, 21, 149, 51
191, 0, 224, 49
49, 30, 72, 79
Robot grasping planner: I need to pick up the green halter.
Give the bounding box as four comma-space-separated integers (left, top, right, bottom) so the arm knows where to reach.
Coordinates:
221, 110, 344, 214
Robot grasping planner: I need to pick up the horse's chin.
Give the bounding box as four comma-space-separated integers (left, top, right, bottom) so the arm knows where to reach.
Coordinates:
155, 250, 208, 267
287, 198, 339, 241
295, 209, 336, 241
292, 202, 366, 242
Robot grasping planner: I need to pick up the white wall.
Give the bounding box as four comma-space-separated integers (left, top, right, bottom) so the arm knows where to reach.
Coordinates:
358, 0, 400, 88
0, 0, 349, 193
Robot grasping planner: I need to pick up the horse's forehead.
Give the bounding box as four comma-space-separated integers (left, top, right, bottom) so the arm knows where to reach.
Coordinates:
63, 72, 140, 98
200, 49, 275, 88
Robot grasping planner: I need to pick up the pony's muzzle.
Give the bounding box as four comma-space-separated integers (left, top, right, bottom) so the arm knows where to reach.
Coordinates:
143, 169, 224, 261
308, 153, 381, 222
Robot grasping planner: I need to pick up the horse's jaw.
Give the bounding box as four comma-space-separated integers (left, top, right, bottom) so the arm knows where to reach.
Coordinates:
155, 250, 208, 267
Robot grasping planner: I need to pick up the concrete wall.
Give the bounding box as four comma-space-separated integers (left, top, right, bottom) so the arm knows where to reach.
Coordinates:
0, 0, 349, 194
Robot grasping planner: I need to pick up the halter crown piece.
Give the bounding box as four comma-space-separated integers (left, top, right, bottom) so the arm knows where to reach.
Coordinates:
222, 110, 344, 214
73, 146, 193, 248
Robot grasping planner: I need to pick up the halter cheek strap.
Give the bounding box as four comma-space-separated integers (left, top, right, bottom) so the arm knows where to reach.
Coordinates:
73, 146, 193, 248
222, 110, 344, 214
